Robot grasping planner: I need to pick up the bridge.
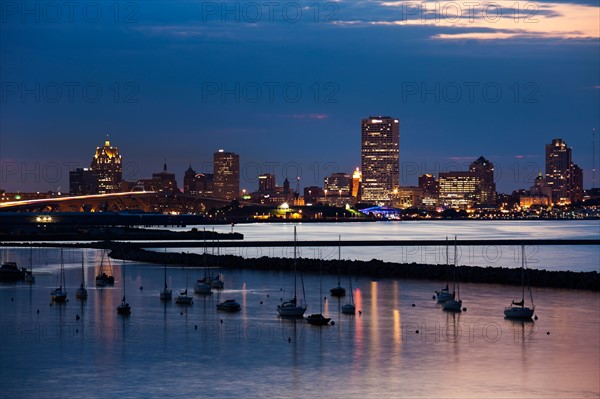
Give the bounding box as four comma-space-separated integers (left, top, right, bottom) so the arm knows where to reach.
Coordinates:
0, 191, 233, 213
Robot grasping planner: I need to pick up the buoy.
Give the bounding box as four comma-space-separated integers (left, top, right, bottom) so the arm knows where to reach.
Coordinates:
75, 329, 79, 334
180, 312, 183, 315
194, 324, 198, 330
140, 286, 143, 290
534, 315, 538, 320
267, 294, 269, 298
280, 288, 283, 291
432, 295, 436, 300
547, 331, 550, 335
411, 304, 415, 307
330, 321, 335, 326
11, 297, 13, 302
76, 314, 80, 320
416, 330, 419, 334
324, 297, 327, 301
220, 319, 223, 324
260, 301, 263, 304
37, 309, 39, 314
462, 307, 467, 311
280, 298, 283, 301
358, 310, 362, 315
288, 337, 292, 343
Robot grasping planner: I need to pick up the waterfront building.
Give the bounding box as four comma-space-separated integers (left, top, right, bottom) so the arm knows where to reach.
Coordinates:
90, 136, 122, 194
545, 138, 583, 205
213, 150, 240, 200
469, 156, 497, 205
360, 116, 400, 204
351, 167, 362, 198
324, 172, 352, 195
438, 171, 481, 209
258, 174, 276, 193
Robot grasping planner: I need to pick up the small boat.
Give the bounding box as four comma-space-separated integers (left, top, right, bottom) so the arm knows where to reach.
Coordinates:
436, 237, 453, 302
116, 261, 131, 315
306, 254, 332, 326
217, 299, 241, 312
95, 250, 114, 287
159, 254, 172, 301
51, 249, 67, 303
277, 227, 307, 318
342, 275, 356, 315
211, 274, 224, 290
0, 261, 26, 282
75, 254, 88, 300
443, 237, 462, 312
194, 278, 212, 295
330, 235, 345, 297
176, 268, 193, 304
175, 289, 193, 305
117, 296, 131, 315
504, 245, 535, 319
24, 248, 35, 284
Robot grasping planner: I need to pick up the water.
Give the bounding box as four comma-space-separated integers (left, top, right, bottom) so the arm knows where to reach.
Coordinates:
1, 221, 599, 397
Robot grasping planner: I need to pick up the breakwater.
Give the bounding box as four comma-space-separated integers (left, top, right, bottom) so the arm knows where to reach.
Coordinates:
108, 244, 599, 291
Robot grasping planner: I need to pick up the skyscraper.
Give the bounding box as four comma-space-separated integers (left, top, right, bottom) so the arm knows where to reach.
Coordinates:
545, 138, 582, 204
90, 136, 122, 194
360, 116, 400, 204
469, 156, 496, 205
213, 150, 240, 200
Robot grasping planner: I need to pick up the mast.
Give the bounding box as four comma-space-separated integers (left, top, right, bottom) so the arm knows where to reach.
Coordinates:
454, 236, 459, 300
521, 245, 525, 304
293, 226, 297, 303
81, 253, 85, 285
338, 235, 341, 285
164, 249, 168, 290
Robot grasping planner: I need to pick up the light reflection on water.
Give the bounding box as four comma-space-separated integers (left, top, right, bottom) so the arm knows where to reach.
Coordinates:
1, 255, 598, 398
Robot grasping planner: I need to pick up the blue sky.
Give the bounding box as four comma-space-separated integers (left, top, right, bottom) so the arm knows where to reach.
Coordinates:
1, 0, 598, 193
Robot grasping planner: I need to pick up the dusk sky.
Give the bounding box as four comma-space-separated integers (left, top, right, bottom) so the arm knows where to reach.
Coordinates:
1, 0, 599, 193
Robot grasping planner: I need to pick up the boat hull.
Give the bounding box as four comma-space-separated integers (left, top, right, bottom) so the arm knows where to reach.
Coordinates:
160, 289, 172, 301
436, 291, 453, 303
306, 314, 331, 325
504, 306, 534, 319
443, 299, 462, 311
217, 300, 241, 312
194, 283, 212, 295
117, 305, 131, 315
342, 304, 356, 314
277, 304, 306, 318
330, 286, 346, 297
75, 288, 88, 299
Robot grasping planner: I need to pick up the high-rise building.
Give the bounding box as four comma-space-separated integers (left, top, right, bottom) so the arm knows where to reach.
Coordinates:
213, 150, 239, 200
418, 174, 437, 195
438, 172, 481, 209
258, 174, 276, 193
90, 136, 122, 194
351, 167, 362, 198
69, 168, 99, 196
469, 156, 496, 205
360, 116, 400, 204
183, 165, 197, 194
545, 138, 583, 204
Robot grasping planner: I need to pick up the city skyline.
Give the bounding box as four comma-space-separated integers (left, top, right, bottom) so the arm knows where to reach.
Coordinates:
1, 1, 598, 193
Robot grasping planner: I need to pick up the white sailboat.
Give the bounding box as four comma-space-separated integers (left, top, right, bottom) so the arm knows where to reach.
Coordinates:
442, 236, 462, 312
95, 250, 114, 287
504, 245, 535, 319
159, 254, 172, 301
195, 231, 212, 295
341, 276, 356, 314
277, 226, 307, 318
436, 237, 453, 302
50, 249, 67, 303
76, 253, 88, 300
330, 235, 346, 297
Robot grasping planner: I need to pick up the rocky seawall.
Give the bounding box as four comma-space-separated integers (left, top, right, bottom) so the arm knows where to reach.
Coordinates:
108, 243, 599, 291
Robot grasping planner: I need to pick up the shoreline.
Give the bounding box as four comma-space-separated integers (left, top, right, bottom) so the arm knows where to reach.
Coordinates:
108, 244, 599, 291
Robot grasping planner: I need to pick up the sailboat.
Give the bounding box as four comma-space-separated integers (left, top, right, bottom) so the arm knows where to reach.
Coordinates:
307, 256, 332, 326
159, 253, 172, 301
436, 237, 453, 302
504, 245, 535, 319
50, 249, 67, 303
24, 247, 35, 284
342, 275, 356, 314
76, 253, 88, 300
330, 235, 346, 297
95, 250, 114, 287
116, 261, 131, 315
176, 266, 193, 304
195, 232, 212, 295
442, 236, 463, 312
277, 226, 307, 318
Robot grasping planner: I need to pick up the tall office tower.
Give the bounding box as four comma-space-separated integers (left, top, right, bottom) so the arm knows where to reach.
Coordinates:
69, 168, 99, 196
418, 173, 437, 195
545, 138, 572, 204
438, 172, 481, 209
90, 136, 122, 194
469, 156, 497, 205
360, 116, 400, 204
183, 165, 197, 194
258, 174, 276, 193
571, 164, 584, 203
213, 150, 240, 200
351, 167, 362, 198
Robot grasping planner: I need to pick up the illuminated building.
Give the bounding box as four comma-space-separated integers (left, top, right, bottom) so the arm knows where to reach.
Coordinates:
184, 165, 197, 194
469, 156, 497, 205
391, 187, 424, 209
438, 172, 481, 209
90, 136, 122, 194
361, 116, 399, 204
418, 174, 437, 195
351, 167, 361, 198
69, 168, 99, 196
545, 138, 583, 204
258, 174, 276, 193
138, 163, 178, 192
324, 172, 351, 195
213, 150, 239, 200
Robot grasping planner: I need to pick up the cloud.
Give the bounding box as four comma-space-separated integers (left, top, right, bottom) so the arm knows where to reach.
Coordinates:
282, 114, 329, 120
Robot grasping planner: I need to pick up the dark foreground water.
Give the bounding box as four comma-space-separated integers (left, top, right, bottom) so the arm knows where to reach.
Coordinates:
1, 250, 599, 398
